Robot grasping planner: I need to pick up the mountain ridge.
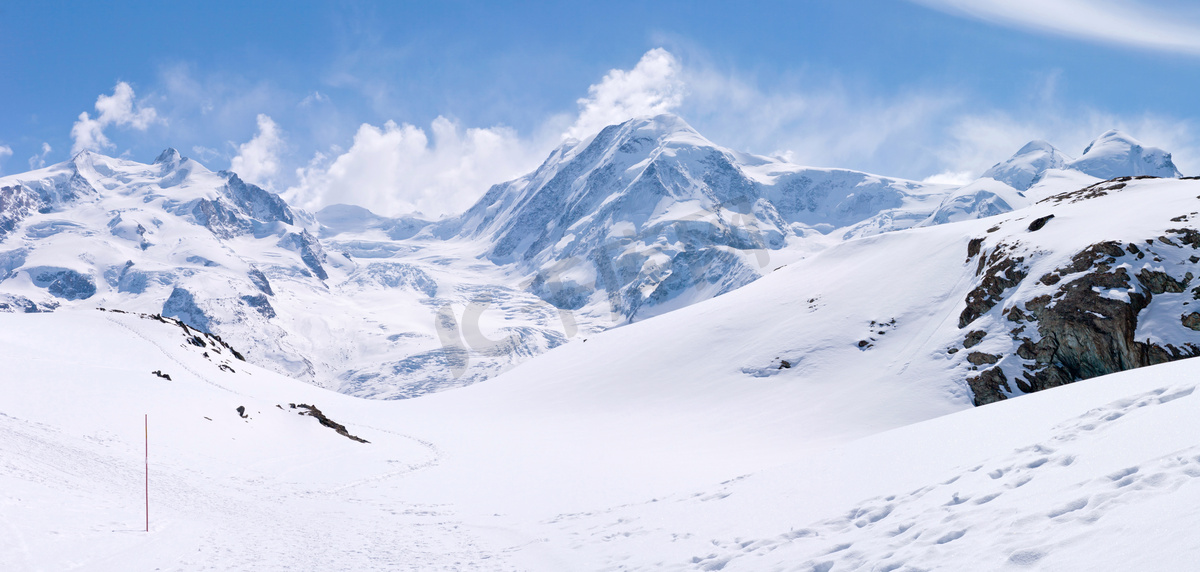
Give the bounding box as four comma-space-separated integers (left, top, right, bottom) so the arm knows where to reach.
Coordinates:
0, 114, 1192, 401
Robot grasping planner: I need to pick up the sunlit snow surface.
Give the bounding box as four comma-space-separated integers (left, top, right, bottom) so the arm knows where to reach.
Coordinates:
3, 306, 1200, 570
4, 120, 1200, 568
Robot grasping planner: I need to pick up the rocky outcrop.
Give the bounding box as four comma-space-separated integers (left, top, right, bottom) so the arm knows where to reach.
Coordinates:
963, 230, 1200, 405
0, 185, 40, 239
967, 367, 1011, 406
959, 242, 1027, 328
278, 230, 328, 280
290, 403, 369, 443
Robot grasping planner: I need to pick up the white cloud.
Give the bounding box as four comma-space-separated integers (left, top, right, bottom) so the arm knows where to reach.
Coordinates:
674, 61, 963, 176
286, 116, 549, 217
191, 145, 221, 163
564, 48, 685, 140
299, 91, 330, 107
28, 143, 52, 170
911, 0, 1200, 55
70, 82, 160, 155
230, 114, 285, 188
277, 46, 1199, 220
923, 170, 976, 185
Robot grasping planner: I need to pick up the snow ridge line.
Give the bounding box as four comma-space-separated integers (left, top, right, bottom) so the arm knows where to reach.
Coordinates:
103, 315, 243, 396
316, 423, 444, 494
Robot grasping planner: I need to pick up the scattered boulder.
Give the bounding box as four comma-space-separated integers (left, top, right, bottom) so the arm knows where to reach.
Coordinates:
967, 237, 984, 259
968, 367, 1011, 406
967, 352, 1001, 366
1137, 269, 1190, 294
963, 330, 987, 348
1183, 312, 1200, 331
1027, 214, 1055, 232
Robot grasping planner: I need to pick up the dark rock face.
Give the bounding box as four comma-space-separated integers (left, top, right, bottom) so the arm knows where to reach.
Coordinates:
967, 352, 1001, 366
967, 237, 984, 259
191, 198, 252, 238
290, 403, 368, 443
162, 287, 212, 332
0, 293, 57, 313
220, 173, 294, 226
959, 243, 1028, 328
240, 294, 276, 318
30, 267, 96, 300
0, 185, 40, 239
248, 268, 274, 296
963, 330, 987, 348
1184, 312, 1200, 331
962, 231, 1200, 406
1027, 214, 1054, 232
278, 230, 328, 280
1137, 269, 1190, 294
967, 367, 1010, 406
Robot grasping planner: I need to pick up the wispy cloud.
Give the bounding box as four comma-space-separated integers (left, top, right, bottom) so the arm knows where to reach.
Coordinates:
70, 82, 161, 155
565, 48, 685, 140
230, 114, 285, 188
280, 46, 1200, 218
0, 144, 12, 174
285, 117, 551, 217
28, 143, 52, 170
911, 0, 1200, 55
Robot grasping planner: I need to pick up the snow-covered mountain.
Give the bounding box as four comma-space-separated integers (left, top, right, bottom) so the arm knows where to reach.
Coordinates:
432, 114, 947, 321
0, 116, 1192, 402
7, 115, 1200, 569
925, 130, 1182, 225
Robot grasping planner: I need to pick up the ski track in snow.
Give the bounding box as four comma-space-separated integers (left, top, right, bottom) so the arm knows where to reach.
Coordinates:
539, 383, 1200, 571
105, 315, 243, 396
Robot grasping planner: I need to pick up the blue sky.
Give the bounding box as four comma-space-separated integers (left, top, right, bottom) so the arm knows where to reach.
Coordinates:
3, 1, 1200, 216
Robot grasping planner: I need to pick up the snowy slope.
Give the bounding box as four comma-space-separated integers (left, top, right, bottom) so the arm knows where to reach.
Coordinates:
5, 302, 1200, 570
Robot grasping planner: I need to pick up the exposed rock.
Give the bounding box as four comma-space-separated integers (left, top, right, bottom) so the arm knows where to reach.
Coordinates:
278, 230, 328, 280
240, 294, 276, 318
967, 237, 984, 259
290, 403, 369, 443
1183, 312, 1200, 331
968, 367, 1011, 406
162, 287, 211, 332
30, 267, 96, 300
959, 247, 1027, 328
1027, 214, 1054, 232
967, 352, 1001, 366
248, 268, 274, 295
1137, 269, 1190, 294
963, 330, 987, 348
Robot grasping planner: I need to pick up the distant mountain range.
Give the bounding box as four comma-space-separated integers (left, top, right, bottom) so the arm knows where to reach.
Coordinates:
0, 114, 1188, 401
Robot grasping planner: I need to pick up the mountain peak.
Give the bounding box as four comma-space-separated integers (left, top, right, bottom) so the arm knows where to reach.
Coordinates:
154, 147, 182, 165
1070, 130, 1181, 180
982, 140, 1070, 191
1015, 140, 1057, 155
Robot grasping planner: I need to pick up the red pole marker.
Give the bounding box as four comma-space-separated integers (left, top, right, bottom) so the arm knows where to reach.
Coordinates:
145, 414, 149, 533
